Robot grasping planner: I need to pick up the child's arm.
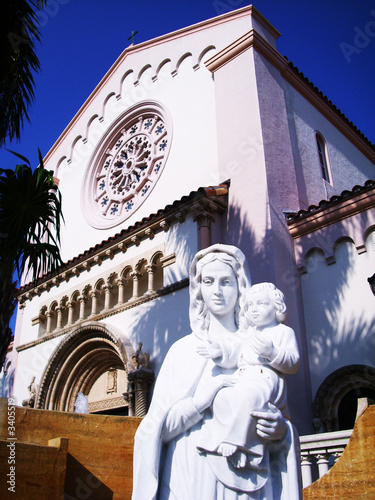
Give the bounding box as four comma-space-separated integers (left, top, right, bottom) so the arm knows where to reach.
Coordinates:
268, 326, 300, 374
250, 327, 300, 374
196, 338, 240, 368
196, 340, 222, 360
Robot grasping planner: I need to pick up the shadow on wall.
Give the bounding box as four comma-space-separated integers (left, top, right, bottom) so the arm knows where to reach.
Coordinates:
298, 223, 375, 404
225, 202, 275, 284
128, 221, 196, 378
126, 207, 268, 383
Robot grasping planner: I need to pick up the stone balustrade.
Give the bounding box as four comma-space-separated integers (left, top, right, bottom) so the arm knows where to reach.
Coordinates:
299, 429, 352, 488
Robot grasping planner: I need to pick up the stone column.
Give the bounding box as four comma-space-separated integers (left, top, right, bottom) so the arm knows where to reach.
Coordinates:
78, 295, 87, 320
145, 264, 156, 293
46, 311, 53, 334
103, 284, 112, 310
67, 301, 75, 326
116, 278, 125, 305
130, 271, 142, 300
192, 201, 216, 250
89, 290, 99, 316
56, 306, 63, 330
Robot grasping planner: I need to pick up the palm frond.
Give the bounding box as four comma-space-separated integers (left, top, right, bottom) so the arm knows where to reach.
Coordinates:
0, 1, 48, 145
0, 150, 64, 284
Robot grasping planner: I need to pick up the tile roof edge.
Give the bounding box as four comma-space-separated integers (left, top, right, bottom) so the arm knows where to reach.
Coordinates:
17, 182, 229, 296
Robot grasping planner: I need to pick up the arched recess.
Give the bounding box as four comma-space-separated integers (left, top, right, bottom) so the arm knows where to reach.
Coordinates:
313, 364, 375, 432
197, 45, 216, 65
150, 251, 164, 291
36, 322, 136, 415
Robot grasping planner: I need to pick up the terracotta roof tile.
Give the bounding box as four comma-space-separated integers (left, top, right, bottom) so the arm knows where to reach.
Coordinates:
17, 182, 229, 294
285, 58, 375, 151
286, 179, 375, 222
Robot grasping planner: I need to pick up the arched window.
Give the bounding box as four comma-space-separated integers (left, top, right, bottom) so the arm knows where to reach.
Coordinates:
316, 132, 332, 183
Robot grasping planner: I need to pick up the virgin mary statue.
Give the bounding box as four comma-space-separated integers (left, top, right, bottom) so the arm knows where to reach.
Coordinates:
132, 244, 301, 500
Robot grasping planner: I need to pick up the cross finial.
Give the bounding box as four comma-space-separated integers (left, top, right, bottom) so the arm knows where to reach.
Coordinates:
128, 30, 138, 45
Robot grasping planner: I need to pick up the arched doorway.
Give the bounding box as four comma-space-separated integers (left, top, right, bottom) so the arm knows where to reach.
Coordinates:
36, 322, 136, 415
313, 364, 375, 431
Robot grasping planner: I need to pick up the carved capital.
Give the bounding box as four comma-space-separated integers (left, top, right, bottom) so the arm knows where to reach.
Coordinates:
145, 264, 157, 274
192, 201, 216, 228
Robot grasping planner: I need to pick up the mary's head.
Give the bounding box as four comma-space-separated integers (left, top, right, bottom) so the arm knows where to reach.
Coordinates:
189, 244, 251, 339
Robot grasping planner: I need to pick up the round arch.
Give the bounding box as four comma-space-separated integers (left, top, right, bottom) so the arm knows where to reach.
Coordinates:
36, 322, 136, 414
313, 364, 375, 431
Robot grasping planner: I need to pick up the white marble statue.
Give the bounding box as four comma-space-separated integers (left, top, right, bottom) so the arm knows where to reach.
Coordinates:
132, 244, 302, 500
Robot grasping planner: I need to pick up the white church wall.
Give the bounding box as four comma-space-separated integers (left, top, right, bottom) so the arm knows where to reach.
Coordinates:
283, 83, 375, 209
51, 58, 217, 264
164, 216, 198, 285
12, 335, 62, 407
104, 286, 190, 379
300, 229, 375, 400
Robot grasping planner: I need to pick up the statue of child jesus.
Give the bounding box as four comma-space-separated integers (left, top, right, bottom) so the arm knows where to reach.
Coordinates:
196, 282, 300, 489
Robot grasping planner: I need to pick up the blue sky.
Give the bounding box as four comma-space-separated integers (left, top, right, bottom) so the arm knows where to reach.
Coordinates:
1, 0, 374, 170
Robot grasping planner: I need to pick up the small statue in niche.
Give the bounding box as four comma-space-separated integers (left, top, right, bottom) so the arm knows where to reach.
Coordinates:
22, 376, 37, 408
106, 367, 118, 394
132, 342, 150, 369
125, 342, 154, 417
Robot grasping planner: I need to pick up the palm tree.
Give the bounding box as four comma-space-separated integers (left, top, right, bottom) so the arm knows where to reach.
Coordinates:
0, 150, 64, 369
0, 0, 47, 146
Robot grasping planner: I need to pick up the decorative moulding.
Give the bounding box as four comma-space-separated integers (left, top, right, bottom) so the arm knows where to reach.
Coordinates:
17, 183, 228, 303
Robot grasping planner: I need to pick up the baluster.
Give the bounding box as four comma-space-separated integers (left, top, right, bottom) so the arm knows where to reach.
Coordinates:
300, 452, 313, 488
316, 452, 330, 478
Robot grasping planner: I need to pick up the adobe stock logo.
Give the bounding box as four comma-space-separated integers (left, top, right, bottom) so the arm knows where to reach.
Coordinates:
340, 10, 375, 63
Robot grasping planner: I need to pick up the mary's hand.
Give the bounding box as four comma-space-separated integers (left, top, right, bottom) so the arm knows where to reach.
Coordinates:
251, 403, 287, 441
193, 373, 237, 414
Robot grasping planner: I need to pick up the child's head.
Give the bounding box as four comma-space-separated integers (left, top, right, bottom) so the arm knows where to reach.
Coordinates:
246, 283, 287, 327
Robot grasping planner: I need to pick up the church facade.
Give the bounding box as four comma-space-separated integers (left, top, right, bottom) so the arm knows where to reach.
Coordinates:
2, 5, 374, 436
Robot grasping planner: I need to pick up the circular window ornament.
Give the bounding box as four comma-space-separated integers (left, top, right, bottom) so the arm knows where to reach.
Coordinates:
82, 101, 172, 229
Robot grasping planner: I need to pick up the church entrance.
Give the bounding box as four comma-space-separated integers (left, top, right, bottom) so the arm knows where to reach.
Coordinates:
36, 322, 134, 415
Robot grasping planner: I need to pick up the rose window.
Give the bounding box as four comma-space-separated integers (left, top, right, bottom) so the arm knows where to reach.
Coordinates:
82, 103, 171, 229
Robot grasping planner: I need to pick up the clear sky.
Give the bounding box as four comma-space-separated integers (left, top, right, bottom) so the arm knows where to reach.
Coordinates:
1, 0, 374, 171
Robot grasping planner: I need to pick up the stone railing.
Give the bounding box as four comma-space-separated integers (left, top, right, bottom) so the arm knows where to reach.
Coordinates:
299, 429, 352, 488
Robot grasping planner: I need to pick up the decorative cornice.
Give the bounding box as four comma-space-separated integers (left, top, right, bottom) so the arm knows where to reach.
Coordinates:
205, 30, 255, 73
287, 180, 375, 238
17, 277, 189, 352
205, 30, 375, 163
16, 183, 228, 299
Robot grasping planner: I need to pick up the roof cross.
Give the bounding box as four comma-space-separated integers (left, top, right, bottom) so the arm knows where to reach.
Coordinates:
128, 30, 138, 45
